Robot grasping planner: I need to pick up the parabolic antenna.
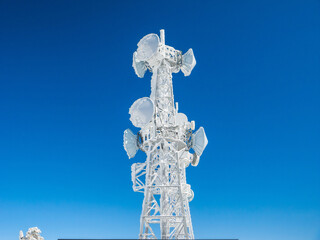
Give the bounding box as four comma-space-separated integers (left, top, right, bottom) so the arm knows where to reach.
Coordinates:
182, 184, 194, 202
181, 48, 196, 77
129, 97, 154, 128
123, 129, 138, 159
136, 33, 160, 61
176, 113, 188, 126
192, 127, 208, 157
133, 52, 147, 78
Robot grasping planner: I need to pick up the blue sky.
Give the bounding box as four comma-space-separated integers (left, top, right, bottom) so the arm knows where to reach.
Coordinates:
0, 1, 319, 240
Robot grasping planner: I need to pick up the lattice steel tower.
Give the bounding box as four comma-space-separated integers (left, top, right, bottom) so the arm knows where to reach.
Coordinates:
123, 30, 208, 239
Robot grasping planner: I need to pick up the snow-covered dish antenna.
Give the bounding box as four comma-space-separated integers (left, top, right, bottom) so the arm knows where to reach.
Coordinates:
181, 48, 197, 76
123, 129, 139, 159
129, 97, 154, 128
192, 126, 208, 157
136, 34, 160, 61
124, 29, 208, 239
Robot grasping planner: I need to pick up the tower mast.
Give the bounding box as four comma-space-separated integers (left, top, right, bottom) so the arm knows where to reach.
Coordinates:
124, 30, 208, 239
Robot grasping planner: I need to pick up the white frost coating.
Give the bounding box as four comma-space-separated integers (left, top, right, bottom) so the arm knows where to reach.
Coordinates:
133, 52, 147, 78
124, 30, 207, 239
150, 70, 157, 101
192, 127, 208, 157
19, 227, 44, 240
182, 183, 194, 202
136, 34, 160, 61
123, 129, 139, 159
191, 153, 200, 167
181, 48, 196, 77
176, 112, 188, 126
129, 97, 154, 128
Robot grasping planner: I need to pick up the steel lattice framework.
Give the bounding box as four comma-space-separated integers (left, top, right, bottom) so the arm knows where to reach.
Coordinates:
124, 30, 208, 239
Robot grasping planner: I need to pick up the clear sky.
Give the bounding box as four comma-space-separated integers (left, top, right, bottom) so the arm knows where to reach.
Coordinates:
0, 1, 319, 240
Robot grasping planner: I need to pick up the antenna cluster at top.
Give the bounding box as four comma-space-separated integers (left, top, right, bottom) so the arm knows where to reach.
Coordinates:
132, 29, 196, 78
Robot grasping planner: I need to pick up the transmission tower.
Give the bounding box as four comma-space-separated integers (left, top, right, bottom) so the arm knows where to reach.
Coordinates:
123, 30, 208, 239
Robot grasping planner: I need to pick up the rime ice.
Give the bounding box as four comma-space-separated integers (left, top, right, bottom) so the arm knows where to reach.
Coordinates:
124, 29, 208, 239
19, 227, 44, 240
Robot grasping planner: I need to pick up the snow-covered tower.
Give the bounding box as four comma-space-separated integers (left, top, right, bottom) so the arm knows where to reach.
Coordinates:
123, 30, 208, 239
